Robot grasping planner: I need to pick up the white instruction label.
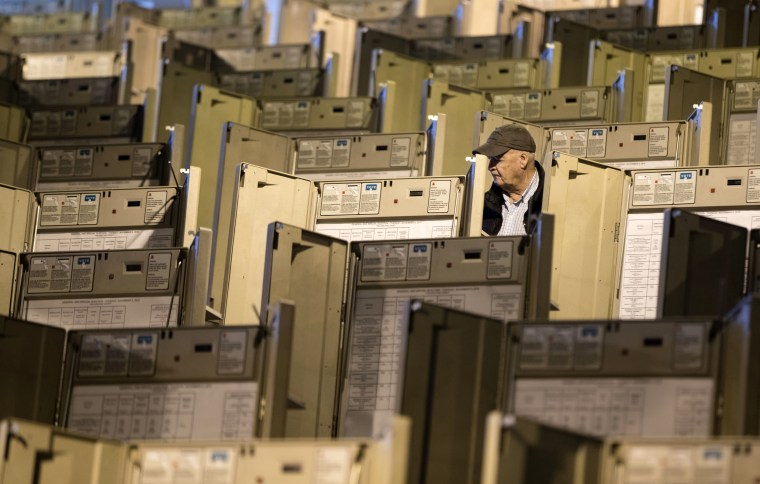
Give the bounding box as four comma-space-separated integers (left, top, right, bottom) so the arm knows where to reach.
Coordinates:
132, 148, 153, 177
622, 444, 732, 484
514, 61, 530, 87
78, 333, 133, 377
733, 81, 760, 109
525, 92, 542, 119
218, 331, 247, 375
551, 129, 590, 156
130, 332, 160, 376
40, 194, 79, 226
332, 138, 351, 167
581, 90, 599, 118
587, 128, 607, 158
427, 179, 451, 213
27, 254, 94, 294
145, 191, 168, 223
390, 137, 410, 167
726, 113, 757, 166
648, 127, 669, 157
68, 381, 257, 441
140, 448, 236, 484
343, 284, 523, 437
514, 377, 713, 437
359, 182, 382, 215
487, 240, 513, 279
645, 84, 666, 122
314, 448, 353, 484
631, 172, 675, 206
748, 168, 760, 203
359, 244, 408, 282
146, 253, 172, 291
320, 183, 361, 216
674, 323, 706, 370
673, 170, 697, 204
347, 101, 366, 128
296, 139, 319, 168
518, 326, 575, 370
736, 51, 754, 78
405, 243, 432, 281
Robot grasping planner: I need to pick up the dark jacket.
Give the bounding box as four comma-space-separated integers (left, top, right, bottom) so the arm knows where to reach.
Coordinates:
482, 160, 545, 236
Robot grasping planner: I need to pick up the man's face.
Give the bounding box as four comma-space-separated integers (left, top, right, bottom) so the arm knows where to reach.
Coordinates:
489, 149, 525, 192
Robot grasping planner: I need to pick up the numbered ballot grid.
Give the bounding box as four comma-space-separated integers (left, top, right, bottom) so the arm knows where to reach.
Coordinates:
67, 382, 258, 441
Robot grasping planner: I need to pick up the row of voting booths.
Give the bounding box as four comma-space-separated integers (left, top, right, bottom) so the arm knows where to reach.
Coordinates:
3, 0, 760, 483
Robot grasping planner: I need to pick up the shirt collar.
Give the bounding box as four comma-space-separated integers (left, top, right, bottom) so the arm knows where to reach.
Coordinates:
502, 170, 539, 206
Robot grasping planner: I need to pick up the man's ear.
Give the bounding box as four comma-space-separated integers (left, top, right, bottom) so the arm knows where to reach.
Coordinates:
519, 151, 529, 169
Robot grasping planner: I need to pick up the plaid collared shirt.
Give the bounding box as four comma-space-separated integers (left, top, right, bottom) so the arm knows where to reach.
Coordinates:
497, 171, 539, 236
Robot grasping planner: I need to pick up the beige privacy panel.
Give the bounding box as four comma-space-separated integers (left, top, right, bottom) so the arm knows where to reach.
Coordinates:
547, 152, 625, 319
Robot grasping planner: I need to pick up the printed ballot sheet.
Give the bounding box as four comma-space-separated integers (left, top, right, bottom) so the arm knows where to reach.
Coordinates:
619, 209, 760, 319
68, 382, 258, 441
315, 220, 456, 244
34, 228, 174, 251
343, 284, 522, 437
621, 444, 733, 484
514, 378, 714, 437
23, 296, 179, 329
726, 112, 757, 165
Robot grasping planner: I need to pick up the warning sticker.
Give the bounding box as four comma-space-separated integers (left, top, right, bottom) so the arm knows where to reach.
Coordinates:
406, 243, 432, 281
359, 182, 381, 215
360, 244, 408, 282
427, 179, 451, 213
320, 183, 361, 216
645, 84, 666, 122
146, 252, 171, 291
632, 172, 675, 206
648, 127, 669, 157
748, 169, 760, 203
390, 137, 411, 167
673, 171, 697, 205
347, 101, 365, 128
487, 240, 513, 280
581, 90, 599, 118
587, 128, 607, 158
736, 51, 754, 78
145, 191, 168, 224
218, 330, 247, 375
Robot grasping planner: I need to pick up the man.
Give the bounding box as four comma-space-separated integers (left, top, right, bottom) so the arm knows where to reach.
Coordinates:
473, 123, 544, 236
